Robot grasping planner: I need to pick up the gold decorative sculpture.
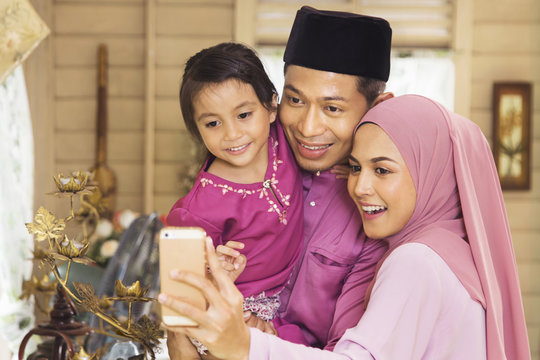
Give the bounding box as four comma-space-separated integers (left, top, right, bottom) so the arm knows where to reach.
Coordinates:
19, 172, 163, 359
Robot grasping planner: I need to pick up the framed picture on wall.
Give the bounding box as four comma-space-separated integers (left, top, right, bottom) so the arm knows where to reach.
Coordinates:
492, 82, 532, 190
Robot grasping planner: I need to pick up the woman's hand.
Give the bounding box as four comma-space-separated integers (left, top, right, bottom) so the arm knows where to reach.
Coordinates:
166, 331, 201, 360
159, 237, 250, 360
216, 241, 247, 281
244, 312, 278, 336
330, 164, 350, 180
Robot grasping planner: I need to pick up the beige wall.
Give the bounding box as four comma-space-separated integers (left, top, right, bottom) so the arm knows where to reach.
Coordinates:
468, 1, 540, 358
26, 0, 234, 217
24, 0, 539, 357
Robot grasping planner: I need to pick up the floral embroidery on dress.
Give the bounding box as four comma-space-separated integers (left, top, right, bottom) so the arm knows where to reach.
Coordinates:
243, 291, 281, 321
199, 137, 290, 224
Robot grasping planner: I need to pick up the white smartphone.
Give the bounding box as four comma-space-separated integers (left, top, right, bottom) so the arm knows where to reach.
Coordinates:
159, 226, 206, 327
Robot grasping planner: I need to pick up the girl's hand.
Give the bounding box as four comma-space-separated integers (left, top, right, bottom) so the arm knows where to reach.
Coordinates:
159, 237, 250, 360
330, 164, 350, 180
216, 241, 247, 281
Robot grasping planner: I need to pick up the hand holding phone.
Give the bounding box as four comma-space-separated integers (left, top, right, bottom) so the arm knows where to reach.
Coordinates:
159, 226, 207, 327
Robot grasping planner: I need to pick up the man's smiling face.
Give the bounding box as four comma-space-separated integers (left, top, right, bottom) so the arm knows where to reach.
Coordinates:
279, 65, 370, 172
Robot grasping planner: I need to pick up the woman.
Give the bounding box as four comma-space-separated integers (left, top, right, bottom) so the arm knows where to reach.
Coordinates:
159, 95, 530, 359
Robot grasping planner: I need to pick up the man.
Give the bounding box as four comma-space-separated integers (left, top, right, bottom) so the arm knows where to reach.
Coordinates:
168, 6, 393, 358
250, 5, 394, 350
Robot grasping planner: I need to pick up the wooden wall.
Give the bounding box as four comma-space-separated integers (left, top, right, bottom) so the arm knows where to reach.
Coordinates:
468, 0, 540, 358
27, 0, 234, 217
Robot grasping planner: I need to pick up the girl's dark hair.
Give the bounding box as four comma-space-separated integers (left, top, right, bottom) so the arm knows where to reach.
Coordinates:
180, 42, 278, 143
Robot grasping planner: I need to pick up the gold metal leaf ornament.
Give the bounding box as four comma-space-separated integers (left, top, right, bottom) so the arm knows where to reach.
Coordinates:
19, 275, 57, 301
53, 235, 94, 265
69, 347, 98, 360
25, 206, 66, 248
114, 280, 149, 298
54, 171, 90, 193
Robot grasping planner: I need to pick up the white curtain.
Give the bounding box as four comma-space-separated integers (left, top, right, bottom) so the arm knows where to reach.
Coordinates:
387, 51, 455, 111
0, 66, 35, 357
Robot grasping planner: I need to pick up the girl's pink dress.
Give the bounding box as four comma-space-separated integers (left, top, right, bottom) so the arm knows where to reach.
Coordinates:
167, 121, 303, 321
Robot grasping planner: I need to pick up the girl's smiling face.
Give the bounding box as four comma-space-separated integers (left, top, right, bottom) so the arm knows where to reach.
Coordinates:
347, 123, 417, 239
193, 79, 276, 174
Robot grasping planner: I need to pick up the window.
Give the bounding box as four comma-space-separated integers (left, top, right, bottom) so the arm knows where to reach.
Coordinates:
239, 0, 456, 109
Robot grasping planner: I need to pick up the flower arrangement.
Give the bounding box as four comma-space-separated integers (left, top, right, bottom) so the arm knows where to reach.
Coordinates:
21, 171, 163, 359
86, 209, 139, 267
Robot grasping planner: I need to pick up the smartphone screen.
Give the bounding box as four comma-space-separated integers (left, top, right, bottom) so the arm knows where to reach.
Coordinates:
159, 226, 206, 327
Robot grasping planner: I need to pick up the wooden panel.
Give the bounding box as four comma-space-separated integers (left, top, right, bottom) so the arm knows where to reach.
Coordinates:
529, 325, 539, 359
474, 24, 540, 54
523, 295, 540, 323
535, 112, 540, 140
56, 98, 144, 131
471, 55, 539, 81
158, 0, 232, 4
534, 84, 540, 116
505, 198, 540, 231
109, 162, 144, 193
56, 36, 144, 66
533, 140, 540, 171
156, 37, 230, 66
55, 131, 94, 161
469, 109, 491, 140
109, 99, 145, 130
56, 99, 94, 130
109, 68, 145, 97
156, 5, 233, 36
55, 161, 94, 176
108, 132, 145, 161
512, 230, 540, 261
56, 132, 146, 163
57, 0, 143, 3
154, 194, 180, 215
517, 262, 540, 294
156, 98, 185, 130
55, 68, 144, 97
474, 0, 540, 22
116, 194, 144, 213
503, 170, 540, 204
470, 81, 491, 110
55, 68, 94, 97
55, 3, 144, 35
154, 130, 197, 161
154, 163, 184, 193
155, 67, 182, 97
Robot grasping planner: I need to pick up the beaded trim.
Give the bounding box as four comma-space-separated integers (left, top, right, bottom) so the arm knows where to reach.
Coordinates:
243, 291, 281, 322
199, 137, 290, 224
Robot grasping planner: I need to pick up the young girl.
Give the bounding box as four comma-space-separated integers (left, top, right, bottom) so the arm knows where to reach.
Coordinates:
161, 94, 530, 360
166, 42, 304, 349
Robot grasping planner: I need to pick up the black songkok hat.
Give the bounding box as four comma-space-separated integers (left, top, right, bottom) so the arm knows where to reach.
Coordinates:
283, 6, 392, 82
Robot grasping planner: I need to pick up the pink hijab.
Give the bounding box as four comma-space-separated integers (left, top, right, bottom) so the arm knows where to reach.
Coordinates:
358, 95, 530, 359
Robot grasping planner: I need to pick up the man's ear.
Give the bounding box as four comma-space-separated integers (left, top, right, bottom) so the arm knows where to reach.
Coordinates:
371, 92, 394, 108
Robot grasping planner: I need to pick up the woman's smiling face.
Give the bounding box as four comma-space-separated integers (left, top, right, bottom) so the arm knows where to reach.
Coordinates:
347, 123, 417, 239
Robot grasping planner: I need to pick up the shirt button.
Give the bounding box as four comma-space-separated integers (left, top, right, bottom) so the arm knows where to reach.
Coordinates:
310, 201, 316, 207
